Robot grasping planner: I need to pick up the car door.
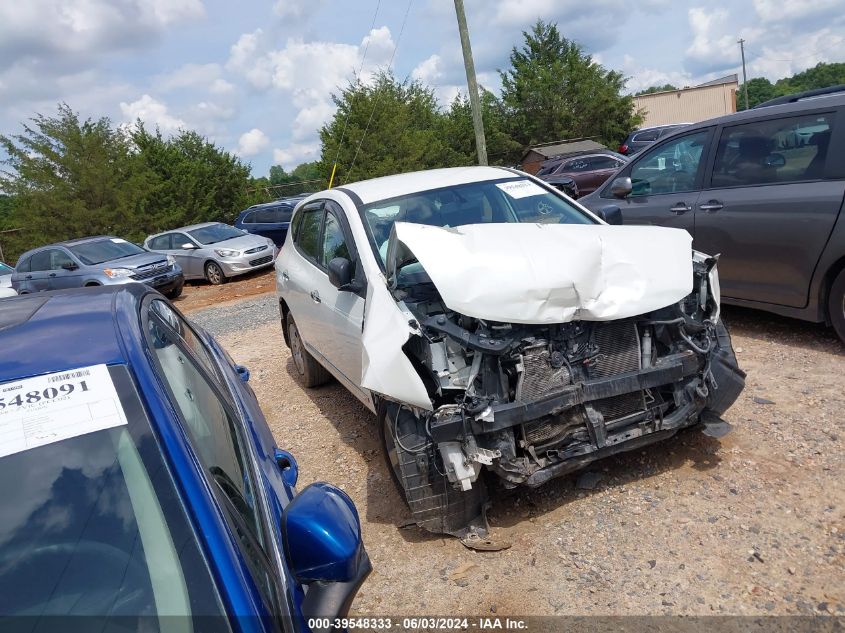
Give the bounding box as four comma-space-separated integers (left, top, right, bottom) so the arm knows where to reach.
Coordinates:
282, 201, 326, 348
172, 232, 205, 278
587, 155, 625, 195
47, 248, 84, 290
694, 109, 844, 308
598, 128, 713, 235
145, 301, 287, 616
20, 250, 53, 292
307, 201, 366, 391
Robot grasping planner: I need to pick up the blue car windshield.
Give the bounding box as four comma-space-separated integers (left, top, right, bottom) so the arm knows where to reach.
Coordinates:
188, 224, 245, 245
360, 177, 594, 268
68, 238, 146, 265
0, 365, 228, 630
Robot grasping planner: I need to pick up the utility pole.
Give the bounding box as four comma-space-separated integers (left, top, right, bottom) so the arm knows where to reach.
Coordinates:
454, 0, 488, 165
738, 38, 749, 110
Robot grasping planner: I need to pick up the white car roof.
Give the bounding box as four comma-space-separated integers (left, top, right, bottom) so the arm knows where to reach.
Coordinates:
338, 166, 519, 205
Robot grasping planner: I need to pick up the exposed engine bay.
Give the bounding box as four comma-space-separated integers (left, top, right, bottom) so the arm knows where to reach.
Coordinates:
384, 253, 745, 539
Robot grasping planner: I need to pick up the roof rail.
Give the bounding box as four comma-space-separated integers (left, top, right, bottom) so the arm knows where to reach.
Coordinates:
753, 84, 845, 108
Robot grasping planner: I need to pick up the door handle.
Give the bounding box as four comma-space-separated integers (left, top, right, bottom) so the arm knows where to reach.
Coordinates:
282, 271, 289, 281
699, 200, 724, 212
25, 275, 33, 280
310, 290, 321, 304
49, 273, 57, 277
670, 203, 691, 214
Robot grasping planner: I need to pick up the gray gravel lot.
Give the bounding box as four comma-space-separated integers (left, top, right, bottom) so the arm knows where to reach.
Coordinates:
190, 294, 278, 337
192, 296, 845, 617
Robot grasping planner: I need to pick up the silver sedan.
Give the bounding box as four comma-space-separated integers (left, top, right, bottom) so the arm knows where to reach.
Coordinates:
145, 222, 278, 285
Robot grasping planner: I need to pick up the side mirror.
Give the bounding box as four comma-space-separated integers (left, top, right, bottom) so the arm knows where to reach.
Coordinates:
274, 448, 299, 487
283, 483, 363, 583
596, 205, 623, 225
61, 262, 79, 271
181, 243, 197, 250
610, 176, 633, 199
328, 257, 354, 290
764, 153, 786, 168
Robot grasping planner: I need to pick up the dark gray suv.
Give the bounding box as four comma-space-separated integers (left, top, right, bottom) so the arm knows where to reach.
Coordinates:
578, 89, 845, 341
12, 236, 184, 298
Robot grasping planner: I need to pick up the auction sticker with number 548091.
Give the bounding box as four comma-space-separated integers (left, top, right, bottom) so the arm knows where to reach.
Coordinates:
0, 364, 128, 459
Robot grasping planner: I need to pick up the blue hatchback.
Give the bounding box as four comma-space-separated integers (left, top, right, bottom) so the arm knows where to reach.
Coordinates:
0, 285, 370, 632
235, 202, 296, 247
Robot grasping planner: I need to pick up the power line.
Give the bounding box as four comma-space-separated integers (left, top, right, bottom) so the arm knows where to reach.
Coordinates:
328, 0, 382, 189
345, 0, 413, 184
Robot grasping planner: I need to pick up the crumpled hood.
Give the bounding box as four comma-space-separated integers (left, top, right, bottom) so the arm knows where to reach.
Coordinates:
387, 222, 693, 324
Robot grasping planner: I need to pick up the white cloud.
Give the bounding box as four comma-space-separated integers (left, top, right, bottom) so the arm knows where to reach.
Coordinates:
273, 143, 319, 169
621, 54, 695, 94
753, 0, 841, 23
157, 63, 233, 94
120, 94, 185, 134
237, 128, 270, 156
412, 54, 443, 84
273, 0, 325, 20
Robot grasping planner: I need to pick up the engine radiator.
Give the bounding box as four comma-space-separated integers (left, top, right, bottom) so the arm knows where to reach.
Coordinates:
590, 320, 645, 421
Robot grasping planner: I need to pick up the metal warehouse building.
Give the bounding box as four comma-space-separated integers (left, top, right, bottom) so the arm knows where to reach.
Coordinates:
632, 74, 739, 127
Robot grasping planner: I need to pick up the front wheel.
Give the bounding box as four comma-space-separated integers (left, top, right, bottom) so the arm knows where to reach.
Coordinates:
204, 262, 226, 285
165, 285, 183, 300
378, 402, 489, 539
829, 268, 845, 343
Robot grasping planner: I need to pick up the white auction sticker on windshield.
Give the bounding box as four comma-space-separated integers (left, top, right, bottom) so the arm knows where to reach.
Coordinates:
0, 364, 127, 459
495, 179, 548, 199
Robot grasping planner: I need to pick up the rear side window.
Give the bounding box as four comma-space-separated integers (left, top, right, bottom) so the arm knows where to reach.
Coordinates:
29, 250, 52, 272
149, 234, 172, 250
633, 129, 660, 142
296, 207, 323, 261
16, 256, 31, 273
591, 156, 622, 170
242, 211, 256, 224
711, 113, 834, 187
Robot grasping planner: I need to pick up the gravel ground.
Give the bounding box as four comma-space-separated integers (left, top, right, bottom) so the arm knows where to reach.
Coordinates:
191, 295, 845, 617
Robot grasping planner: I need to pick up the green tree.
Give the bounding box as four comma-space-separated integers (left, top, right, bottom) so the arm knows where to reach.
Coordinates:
319, 71, 448, 184
0, 104, 149, 256
737, 63, 845, 110
440, 90, 522, 166
737, 77, 776, 110
499, 21, 642, 149
635, 83, 678, 96
131, 125, 252, 229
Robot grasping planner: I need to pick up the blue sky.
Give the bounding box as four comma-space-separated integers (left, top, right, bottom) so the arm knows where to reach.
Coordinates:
1, 0, 843, 177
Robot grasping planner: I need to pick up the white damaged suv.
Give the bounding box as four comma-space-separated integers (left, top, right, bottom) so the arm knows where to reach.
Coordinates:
275, 167, 745, 544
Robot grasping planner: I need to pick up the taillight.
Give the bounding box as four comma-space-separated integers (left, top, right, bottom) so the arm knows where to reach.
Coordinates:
619, 144, 628, 154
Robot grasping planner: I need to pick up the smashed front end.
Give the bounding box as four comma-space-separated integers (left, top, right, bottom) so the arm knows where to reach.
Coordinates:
368, 223, 745, 539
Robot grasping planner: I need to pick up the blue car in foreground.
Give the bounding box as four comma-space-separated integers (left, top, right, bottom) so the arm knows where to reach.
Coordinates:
0, 285, 370, 632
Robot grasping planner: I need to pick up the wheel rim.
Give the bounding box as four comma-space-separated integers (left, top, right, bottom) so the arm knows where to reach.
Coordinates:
289, 321, 305, 375
207, 264, 222, 284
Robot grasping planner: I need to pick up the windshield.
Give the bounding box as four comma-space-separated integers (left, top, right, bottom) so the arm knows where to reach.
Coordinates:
68, 238, 146, 265
188, 224, 245, 245
0, 365, 228, 628
0, 263, 12, 275
361, 177, 594, 267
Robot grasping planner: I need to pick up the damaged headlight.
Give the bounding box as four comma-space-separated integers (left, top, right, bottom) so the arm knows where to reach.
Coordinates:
692, 250, 720, 324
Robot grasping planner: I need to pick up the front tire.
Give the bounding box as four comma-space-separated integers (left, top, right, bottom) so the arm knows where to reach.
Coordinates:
205, 262, 226, 285
286, 315, 330, 387
378, 402, 489, 539
165, 285, 183, 300
828, 268, 845, 343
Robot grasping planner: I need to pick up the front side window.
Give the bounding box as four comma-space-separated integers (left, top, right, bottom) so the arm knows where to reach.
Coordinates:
49, 250, 75, 270
146, 313, 277, 608
561, 158, 590, 172
296, 208, 323, 261
628, 130, 709, 197
711, 113, 834, 187
362, 177, 593, 267
321, 212, 350, 267
69, 238, 146, 265
0, 365, 228, 626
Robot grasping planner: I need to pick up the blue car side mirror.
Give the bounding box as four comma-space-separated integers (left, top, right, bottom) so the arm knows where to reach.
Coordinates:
274, 448, 299, 487
282, 482, 366, 584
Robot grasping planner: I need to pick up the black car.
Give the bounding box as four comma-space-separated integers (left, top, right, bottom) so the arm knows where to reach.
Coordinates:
578, 88, 845, 341
235, 201, 295, 246
618, 123, 691, 156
